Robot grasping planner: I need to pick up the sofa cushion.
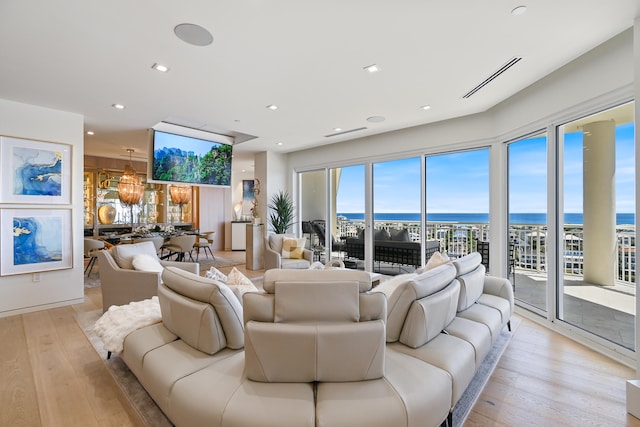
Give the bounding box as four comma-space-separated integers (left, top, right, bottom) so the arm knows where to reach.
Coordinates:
111, 241, 159, 269
204, 266, 228, 282
160, 267, 244, 350
399, 280, 460, 348
374, 263, 456, 342
158, 284, 227, 355
274, 281, 360, 323
132, 253, 164, 272
456, 264, 486, 311
375, 228, 391, 241
281, 237, 306, 259
390, 228, 411, 242
245, 320, 385, 382
263, 268, 373, 293
416, 251, 450, 274
268, 234, 290, 254
452, 252, 482, 276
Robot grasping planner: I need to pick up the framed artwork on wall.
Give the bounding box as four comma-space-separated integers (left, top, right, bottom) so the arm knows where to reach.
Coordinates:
0, 136, 72, 204
242, 179, 255, 217
0, 209, 72, 276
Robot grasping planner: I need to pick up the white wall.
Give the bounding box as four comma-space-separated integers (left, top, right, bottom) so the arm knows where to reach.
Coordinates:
198, 186, 231, 251
0, 99, 84, 317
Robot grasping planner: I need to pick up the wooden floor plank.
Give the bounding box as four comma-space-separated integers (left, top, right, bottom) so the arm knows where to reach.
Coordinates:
23, 309, 100, 427
465, 316, 640, 426
0, 315, 41, 427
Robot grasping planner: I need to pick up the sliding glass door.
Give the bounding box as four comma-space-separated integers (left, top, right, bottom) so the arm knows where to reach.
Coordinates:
557, 101, 635, 350
508, 132, 548, 312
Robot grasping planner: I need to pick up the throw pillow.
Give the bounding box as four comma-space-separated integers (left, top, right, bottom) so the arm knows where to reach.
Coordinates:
227, 267, 254, 287
416, 251, 451, 274
281, 237, 306, 259
131, 253, 164, 273
226, 267, 259, 303
205, 266, 228, 282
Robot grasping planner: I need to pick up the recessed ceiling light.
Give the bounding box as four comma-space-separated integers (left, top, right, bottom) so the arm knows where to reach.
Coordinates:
364, 64, 380, 73
152, 63, 169, 72
511, 5, 527, 15
86, 131, 94, 135
334, 127, 342, 132
420, 105, 432, 110
367, 116, 385, 123
241, 169, 246, 173
174, 23, 213, 46
266, 104, 278, 110
112, 103, 125, 110
276, 142, 283, 146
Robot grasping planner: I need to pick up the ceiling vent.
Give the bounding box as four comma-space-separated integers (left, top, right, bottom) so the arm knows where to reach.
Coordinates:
462, 57, 523, 99
324, 127, 368, 138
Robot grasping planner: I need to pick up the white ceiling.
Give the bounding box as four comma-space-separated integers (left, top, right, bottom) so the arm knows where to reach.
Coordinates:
0, 1, 638, 174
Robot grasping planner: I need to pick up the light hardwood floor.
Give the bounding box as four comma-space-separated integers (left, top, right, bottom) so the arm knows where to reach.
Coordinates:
1, 252, 639, 427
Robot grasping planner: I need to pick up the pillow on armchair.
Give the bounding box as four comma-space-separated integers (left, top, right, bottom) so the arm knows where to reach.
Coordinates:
132, 254, 164, 272
282, 237, 306, 259
111, 241, 160, 269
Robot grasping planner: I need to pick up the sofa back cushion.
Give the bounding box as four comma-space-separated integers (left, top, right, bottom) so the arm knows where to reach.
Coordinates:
160, 267, 244, 350
244, 268, 386, 383
158, 284, 227, 354
274, 281, 360, 322
452, 253, 486, 311
374, 263, 456, 342
111, 241, 159, 269
263, 268, 373, 294
399, 280, 460, 348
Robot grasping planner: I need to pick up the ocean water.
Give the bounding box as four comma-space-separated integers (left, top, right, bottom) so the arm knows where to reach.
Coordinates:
338, 212, 635, 225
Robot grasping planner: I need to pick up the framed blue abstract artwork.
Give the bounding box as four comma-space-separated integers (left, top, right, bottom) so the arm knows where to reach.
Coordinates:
0, 136, 71, 204
1, 209, 72, 276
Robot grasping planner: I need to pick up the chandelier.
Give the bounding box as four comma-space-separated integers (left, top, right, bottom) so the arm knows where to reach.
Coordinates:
118, 149, 144, 225
169, 184, 191, 222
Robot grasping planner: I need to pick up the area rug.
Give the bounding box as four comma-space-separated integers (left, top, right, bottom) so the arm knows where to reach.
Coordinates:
452, 317, 519, 426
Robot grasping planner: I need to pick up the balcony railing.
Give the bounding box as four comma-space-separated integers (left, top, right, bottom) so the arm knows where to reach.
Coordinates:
336, 218, 636, 285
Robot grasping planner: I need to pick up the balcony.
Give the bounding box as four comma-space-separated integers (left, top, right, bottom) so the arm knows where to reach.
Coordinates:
335, 218, 636, 350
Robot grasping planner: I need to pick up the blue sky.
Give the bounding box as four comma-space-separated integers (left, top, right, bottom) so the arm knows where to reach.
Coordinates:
336, 121, 635, 215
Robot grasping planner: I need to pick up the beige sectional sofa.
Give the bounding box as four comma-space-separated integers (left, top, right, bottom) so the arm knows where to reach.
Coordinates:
118, 252, 513, 427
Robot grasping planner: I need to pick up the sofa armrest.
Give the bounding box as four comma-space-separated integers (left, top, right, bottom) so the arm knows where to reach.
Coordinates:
160, 260, 199, 275
264, 245, 282, 270
483, 275, 514, 315
97, 251, 161, 312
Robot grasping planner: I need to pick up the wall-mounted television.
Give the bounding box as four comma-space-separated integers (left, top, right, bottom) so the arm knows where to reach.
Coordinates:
148, 123, 233, 187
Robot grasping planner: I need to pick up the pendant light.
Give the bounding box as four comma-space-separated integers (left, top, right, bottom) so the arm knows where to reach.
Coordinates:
118, 149, 144, 226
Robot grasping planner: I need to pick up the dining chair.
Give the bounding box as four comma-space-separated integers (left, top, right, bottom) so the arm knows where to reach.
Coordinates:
160, 235, 197, 262
84, 238, 106, 276
193, 231, 216, 261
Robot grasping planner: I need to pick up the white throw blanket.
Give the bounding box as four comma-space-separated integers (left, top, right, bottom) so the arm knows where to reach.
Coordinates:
93, 296, 162, 353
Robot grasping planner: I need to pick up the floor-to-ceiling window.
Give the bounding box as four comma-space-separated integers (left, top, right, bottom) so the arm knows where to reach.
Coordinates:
557, 101, 635, 350
300, 169, 327, 261
508, 132, 548, 312
372, 157, 421, 274
425, 149, 489, 259
333, 164, 366, 269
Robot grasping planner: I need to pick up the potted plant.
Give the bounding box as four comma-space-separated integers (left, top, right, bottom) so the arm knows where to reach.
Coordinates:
268, 190, 295, 234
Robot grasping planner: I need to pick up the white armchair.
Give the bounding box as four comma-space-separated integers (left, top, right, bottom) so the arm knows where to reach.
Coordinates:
97, 241, 199, 312
264, 234, 313, 270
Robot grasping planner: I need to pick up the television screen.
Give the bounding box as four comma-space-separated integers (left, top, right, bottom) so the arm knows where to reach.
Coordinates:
148, 124, 233, 187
